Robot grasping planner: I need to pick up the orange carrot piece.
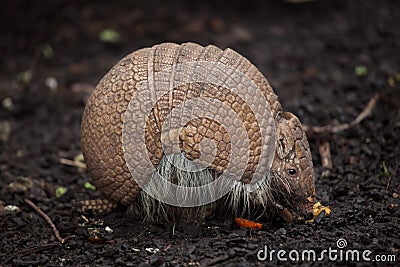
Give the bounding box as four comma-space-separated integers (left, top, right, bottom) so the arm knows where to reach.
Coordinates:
235, 218, 263, 230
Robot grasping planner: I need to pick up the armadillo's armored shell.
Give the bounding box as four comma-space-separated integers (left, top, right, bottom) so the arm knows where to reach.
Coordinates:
81, 42, 282, 205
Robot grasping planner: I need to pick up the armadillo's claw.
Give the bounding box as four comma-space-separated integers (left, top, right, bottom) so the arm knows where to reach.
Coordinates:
305, 201, 331, 223
279, 207, 294, 223
274, 202, 295, 223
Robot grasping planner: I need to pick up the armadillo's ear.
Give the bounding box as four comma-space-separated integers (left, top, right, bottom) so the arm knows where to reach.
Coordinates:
276, 112, 300, 159
282, 112, 302, 129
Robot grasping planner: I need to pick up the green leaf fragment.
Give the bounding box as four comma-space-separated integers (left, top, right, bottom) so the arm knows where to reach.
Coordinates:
0, 120, 11, 142
84, 182, 96, 190
56, 186, 68, 198
99, 29, 120, 43
355, 65, 368, 76
74, 153, 85, 163
382, 161, 390, 177
378, 161, 391, 178
18, 70, 32, 84
42, 44, 54, 59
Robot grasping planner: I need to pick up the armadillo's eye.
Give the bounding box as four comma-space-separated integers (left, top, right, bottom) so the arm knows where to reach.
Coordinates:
287, 168, 297, 176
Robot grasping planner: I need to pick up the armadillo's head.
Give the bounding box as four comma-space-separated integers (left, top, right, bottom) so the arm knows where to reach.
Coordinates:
270, 111, 316, 220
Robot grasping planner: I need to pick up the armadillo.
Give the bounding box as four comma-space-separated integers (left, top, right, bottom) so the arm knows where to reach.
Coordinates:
81, 42, 317, 222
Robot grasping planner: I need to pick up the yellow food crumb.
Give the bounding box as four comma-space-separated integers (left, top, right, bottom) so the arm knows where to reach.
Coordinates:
305, 202, 331, 223
388, 77, 395, 87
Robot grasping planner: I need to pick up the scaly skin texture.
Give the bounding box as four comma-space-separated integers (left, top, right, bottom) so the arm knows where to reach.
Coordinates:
81, 42, 316, 218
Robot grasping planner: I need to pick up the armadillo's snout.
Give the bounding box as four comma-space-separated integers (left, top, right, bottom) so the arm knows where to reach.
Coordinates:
288, 195, 314, 219
275, 160, 316, 219
299, 194, 316, 218
291, 174, 317, 218
273, 175, 316, 223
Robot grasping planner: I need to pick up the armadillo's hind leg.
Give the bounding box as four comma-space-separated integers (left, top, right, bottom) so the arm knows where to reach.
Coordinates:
77, 199, 118, 214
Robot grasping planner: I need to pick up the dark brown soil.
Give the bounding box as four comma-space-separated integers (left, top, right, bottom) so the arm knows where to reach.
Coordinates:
1, 0, 399, 266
